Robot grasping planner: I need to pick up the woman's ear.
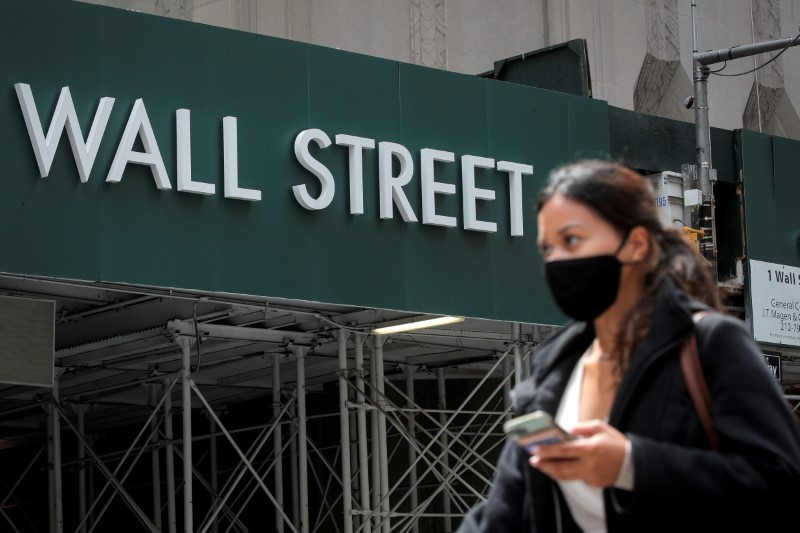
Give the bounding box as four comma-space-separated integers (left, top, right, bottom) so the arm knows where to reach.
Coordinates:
625, 225, 651, 263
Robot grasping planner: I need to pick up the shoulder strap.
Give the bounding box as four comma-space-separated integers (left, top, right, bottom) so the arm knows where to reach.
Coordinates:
679, 311, 720, 451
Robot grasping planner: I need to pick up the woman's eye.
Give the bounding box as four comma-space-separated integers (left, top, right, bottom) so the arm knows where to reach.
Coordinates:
565, 235, 580, 246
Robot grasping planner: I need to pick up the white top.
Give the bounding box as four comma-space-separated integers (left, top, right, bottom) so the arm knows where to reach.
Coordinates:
555, 348, 607, 533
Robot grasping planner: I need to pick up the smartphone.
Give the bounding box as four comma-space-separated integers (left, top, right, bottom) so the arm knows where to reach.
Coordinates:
503, 410, 574, 452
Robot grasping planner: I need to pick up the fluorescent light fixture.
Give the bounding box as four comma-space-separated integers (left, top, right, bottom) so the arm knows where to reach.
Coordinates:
371, 315, 465, 335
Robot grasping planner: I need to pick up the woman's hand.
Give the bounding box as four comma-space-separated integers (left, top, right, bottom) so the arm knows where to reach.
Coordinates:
528, 420, 628, 488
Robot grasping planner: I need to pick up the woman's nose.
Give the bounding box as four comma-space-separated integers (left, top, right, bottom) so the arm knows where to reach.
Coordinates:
545, 248, 570, 262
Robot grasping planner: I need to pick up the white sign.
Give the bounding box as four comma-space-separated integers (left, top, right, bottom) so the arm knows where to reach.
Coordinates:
749, 259, 800, 347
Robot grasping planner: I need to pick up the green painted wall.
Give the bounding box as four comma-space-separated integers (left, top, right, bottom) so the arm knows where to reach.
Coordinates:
738, 130, 800, 267
0, 0, 610, 324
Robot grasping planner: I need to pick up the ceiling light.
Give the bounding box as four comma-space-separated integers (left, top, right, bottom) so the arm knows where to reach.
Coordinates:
371, 315, 465, 335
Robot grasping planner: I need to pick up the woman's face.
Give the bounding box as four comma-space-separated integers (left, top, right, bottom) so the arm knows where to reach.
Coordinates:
537, 193, 624, 262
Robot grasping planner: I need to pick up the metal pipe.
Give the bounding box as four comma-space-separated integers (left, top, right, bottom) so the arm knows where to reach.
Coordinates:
369, 345, 380, 531
502, 356, 511, 421
197, 389, 297, 532
349, 392, 360, 533
208, 414, 218, 533
0, 508, 20, 533
170, 446, 249, 533
180, 337, 194, 532
168, 320, 315, 345
86, 417, 160, 532
59, 295, 157, 323
695, 34, 800, 65
164, 377, 177, 533
405, 366, 419, 533
87, 436, 95, 533
77, 405, 88, 533
373, 336, 390, 533
513, 323, 523, 383
301, 434, 346, 533
80, 379, 179, 532
273, 353, 285, 533
436, 368, 452, 531
369, 348, 515, 530
52, 375, 63, 533
359, 377, 500, 482
295, 346, 310, 533
187, 381, 297, 533
690, 0, 717, 279
47, 405, 54, 533
54, 404, 158, 533
291, 400, 299, 529
337, 330, 354, 533
691, 0, 698, 56
354, 334, 371, 533
749, 2, 763, 133
150, 387, 162, 533
1, 447, 43, 533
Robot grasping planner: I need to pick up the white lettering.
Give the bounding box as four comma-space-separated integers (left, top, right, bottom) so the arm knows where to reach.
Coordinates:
420, 148, 457, 227
293, 129, 334, 210
378, 142, 417, 222
15, 83, 114, 183
14, 84, 536, 236
335, 134, 375, 215
462, 155, 496, 233
107, 99, 171, 189
176, 109, 215, 195
497, 161, 533, 237
223, 117, 261, 201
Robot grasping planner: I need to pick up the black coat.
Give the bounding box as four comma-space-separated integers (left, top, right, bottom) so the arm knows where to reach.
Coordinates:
457, 279, 800, 532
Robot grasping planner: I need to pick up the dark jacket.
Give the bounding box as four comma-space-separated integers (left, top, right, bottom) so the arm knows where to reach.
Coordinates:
457, 279, 800, 532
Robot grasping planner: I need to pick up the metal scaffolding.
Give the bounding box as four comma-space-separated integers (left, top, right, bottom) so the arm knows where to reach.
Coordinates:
0, 277, 796, 533
0, 290, 543, 533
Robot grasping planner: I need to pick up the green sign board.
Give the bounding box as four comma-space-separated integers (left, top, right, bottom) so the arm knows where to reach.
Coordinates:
739, 129, 800, 346
0, 0, 610, 324
738, 129, 800, 268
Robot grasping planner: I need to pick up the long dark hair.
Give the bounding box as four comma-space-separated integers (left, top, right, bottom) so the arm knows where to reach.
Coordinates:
537, 160, 722, 373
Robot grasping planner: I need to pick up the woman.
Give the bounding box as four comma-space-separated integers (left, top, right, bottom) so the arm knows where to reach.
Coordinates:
456, 160, 800, 532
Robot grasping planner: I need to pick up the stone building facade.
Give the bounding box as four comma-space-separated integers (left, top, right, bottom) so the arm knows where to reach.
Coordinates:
76, 0, 800, 140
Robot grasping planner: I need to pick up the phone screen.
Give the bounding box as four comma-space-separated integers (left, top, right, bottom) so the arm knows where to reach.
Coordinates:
516, 427, 571, 452
503, 411, 573, 452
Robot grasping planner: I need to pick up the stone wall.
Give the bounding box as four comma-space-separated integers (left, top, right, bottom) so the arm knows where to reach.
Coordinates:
76, 0, 800, 139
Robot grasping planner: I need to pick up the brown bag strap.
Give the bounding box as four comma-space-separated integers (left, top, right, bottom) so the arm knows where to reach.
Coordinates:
679, 311, 720, 451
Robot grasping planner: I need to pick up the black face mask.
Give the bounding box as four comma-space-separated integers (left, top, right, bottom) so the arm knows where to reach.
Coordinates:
543, 236, 628, 322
